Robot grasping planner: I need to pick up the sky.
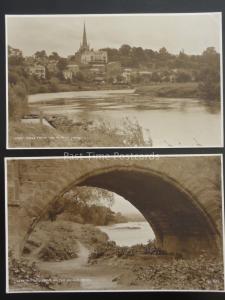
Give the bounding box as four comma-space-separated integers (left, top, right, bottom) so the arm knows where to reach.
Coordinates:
6, 13, 221, 57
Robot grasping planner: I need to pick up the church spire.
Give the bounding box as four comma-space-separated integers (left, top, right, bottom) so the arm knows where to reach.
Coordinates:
82, 22, 88, 49
77, 21, 90, 55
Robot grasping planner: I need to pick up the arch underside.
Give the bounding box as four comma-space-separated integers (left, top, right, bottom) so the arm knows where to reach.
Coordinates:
73, 168, 220, 255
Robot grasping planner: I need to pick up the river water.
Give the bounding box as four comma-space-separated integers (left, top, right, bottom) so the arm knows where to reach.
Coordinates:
98, 221, 155, 246
28, 89, 221, 147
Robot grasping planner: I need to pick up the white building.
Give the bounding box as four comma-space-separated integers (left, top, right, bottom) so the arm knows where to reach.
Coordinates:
81, 50, 108, 65
122, 68, 133, 83
63, 69, 73, 80
28, 65, 46, 79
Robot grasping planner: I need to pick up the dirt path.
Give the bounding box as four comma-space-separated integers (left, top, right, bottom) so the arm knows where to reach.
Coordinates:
38, 241, 89, 273
37, 241, 120, 290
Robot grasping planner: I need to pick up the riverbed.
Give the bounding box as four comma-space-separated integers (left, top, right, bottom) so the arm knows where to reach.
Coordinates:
28, 89, 222, 147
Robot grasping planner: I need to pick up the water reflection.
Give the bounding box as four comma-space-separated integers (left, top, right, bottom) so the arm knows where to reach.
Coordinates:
28, 90, 221, 147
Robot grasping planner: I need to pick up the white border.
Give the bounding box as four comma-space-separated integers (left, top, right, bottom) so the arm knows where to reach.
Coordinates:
4, 154, 225, 293
5, 12, 224, 149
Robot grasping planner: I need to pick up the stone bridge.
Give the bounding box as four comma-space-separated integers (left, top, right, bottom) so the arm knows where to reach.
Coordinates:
7, 155, 223, 257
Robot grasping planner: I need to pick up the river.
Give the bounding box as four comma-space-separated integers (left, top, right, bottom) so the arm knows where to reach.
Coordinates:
28, 89, 221, 147
98, 221, 155, 246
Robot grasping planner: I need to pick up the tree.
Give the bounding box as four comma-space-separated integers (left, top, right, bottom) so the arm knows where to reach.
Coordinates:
202, 47, 218, 57
8, 55, 24, 66
197, 48, 220, 101
201, 47, 220, 69
176, 71, 191, 83
100, 48, 120, 62
151, 72, 161, 82
198, 67, 220, 101
8, 83, 28, 120
34, 50, 47, 60
45, 187, 115, 222
49, 52, 60, 60
158, 47, 169, 58
49, 77, 60, 92
57, 58, 68, 71
119, 44, 132, 56
145, 49, 156, 59
8, 71, 20, 85
131, 47, 146, 65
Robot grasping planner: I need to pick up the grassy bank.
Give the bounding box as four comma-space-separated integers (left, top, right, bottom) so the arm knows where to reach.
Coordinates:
9, 116, 152, 148
135, 82, 199, 98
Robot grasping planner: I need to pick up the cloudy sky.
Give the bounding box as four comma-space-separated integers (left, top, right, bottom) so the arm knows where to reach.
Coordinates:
6, 13, 221, 57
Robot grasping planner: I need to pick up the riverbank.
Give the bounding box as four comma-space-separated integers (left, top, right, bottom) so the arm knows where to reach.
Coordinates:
29, 81, 200, 99
9, 220, 224, 291
8, 112, 151, 148
135, 82, 199, 98
29, 81, 132, 95
29, 82, 203, 100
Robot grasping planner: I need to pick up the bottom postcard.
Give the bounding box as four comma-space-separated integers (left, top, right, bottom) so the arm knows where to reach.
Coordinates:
5, 155, 224, 292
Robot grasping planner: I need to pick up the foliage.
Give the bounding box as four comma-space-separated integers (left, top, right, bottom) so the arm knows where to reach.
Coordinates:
135, 82, 199, 98
8, 83, 28, 120
34, 50, 47, 60
49, 51, 60, 60
130, 255, 224, 290
9, 250, 53, 290
121, 117, 148, 146
57, 58, 68, 71
45, 187, 118, 225
8, 55, 24, 66
198, 67, 220, 101
88, 239, 166, 261
8, 53, 29, 120
176, 71, 192, 83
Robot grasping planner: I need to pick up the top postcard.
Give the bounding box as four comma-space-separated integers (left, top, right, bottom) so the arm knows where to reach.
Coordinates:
5, 13, 223, 148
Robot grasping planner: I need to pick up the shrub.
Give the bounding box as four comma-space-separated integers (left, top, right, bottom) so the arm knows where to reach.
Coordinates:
8, 83, 28, 120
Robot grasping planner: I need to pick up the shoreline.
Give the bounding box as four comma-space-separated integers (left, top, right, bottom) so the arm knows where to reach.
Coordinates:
28, 83, 133, 96
27, 82, 220, 103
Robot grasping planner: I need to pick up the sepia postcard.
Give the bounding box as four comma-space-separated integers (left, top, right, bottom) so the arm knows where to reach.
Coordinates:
5, 155, 224, 292
5, 13, 223, 148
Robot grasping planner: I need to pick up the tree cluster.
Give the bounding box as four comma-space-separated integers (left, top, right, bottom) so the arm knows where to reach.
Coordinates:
45, 187, 126, 226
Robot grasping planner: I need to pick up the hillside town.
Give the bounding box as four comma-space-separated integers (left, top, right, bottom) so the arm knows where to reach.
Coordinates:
9, 22, 212, 88
8, 19, 221, 148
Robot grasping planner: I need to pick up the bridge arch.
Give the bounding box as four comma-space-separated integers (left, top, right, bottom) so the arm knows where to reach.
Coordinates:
27, 165, 220, 256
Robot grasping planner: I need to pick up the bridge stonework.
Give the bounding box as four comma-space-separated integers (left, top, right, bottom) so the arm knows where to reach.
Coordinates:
7, 156, 223, 257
